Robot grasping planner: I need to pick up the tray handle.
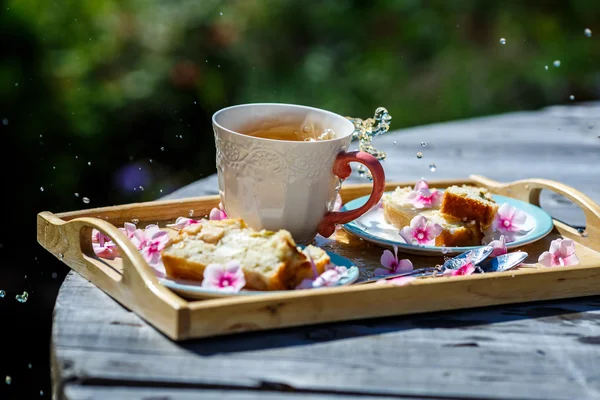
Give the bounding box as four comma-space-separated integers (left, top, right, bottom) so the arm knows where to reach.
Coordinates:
37, 211, 189, 339
470, 175, 600, 252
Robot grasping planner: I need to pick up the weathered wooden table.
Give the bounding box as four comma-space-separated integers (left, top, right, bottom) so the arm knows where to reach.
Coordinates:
52, 103, 600, 400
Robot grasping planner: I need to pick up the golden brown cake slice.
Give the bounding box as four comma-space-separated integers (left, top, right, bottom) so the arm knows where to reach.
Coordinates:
160, 219, 330, 290
420, 210, 483, 247
440, 185, 499, 229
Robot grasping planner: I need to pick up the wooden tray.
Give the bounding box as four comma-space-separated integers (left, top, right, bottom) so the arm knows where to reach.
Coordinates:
36, 175, 600, 341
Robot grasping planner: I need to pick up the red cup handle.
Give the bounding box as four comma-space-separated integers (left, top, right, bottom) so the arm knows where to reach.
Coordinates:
317, 151, 385, 238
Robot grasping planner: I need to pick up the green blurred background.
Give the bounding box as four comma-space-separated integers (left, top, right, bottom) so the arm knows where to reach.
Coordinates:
0, 0, 599, 398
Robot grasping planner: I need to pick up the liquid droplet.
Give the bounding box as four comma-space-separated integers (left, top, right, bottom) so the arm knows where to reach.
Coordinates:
159, 189, 163, 193
40, 186, 44, 192
585, 28, 592, 37
160, 147, 165, 151
553, 60, 561, 67
88, 161, 91, 166
393, 141, 397, 145
149, 159, 153, 163
416, 152, 423, 159
569, 95, 575, 100
544, 65, 548, 70
1, 118, 8, 126
74, 192, 79, 197
0, 290, 5, 298
302, 126, 311, 133
499, 38, 506, 44
5, 376, 11, 385
40, 390, 44, 396
357, 164, 366, 177
421, 141, 426, 147
82, 197, 90, 204
220, 11, 223, 15
15, 291, 29, 303
441, 246, 451, 255
429, 163, 437, 172
131, 218, 139, 224
28, 363, 32, 369
58, 253, 64, 259
189, 210, 194, 217
139, 186, 144, 191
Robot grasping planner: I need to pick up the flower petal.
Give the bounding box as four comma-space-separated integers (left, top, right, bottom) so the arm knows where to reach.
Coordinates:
209, 207, 227, 221
561, 253, 579, 266
511, 209, 527, 226
388, 276, 416, 286
425, 222, 443, 238
380, 249, 396, 269
414, 179, 429, 191
538, 251, 554, 267
548, 239, 561, 256
399, 227, 414, 244
559, 239, 576, 258
410, 215, 427, 230
224, 260, 242, 274
489, 235, 507, 257
202, 263, 222, 284
397, 259, 414, 273
373, 267, 391, 277
296, 279, 315, 289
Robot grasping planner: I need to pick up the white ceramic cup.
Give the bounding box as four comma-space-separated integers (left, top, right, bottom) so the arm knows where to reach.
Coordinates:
212, 103, 385, 243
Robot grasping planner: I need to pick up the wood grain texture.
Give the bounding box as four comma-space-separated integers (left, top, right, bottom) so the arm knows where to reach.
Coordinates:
50, 103, 600, 400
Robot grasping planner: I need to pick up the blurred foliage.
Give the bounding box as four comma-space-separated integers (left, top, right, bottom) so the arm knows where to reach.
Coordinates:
1, 0, 599, 231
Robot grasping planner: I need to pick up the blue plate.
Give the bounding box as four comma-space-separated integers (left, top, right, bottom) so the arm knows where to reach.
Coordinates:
341, 192, 554, 256
158, 250, 358, 299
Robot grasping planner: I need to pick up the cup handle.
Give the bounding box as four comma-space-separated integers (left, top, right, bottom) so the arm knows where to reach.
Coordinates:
317, 151, 385, 238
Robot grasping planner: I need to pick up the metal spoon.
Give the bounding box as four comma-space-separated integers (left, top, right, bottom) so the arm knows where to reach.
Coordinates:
353, 245, 494, 285
476, 251, 528, 273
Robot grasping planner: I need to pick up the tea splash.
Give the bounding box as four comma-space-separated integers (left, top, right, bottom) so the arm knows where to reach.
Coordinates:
346, 107, 392, 180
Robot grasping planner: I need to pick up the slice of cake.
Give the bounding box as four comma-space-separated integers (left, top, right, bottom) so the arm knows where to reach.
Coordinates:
440, 185, 499, 229
420, 210, 483, 247
160, 218, 330, 290
383, 183, 442, 229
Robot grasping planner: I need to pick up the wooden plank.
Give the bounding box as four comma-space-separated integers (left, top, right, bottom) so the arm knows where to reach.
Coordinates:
64, 386, 426, 400
53, 273, 600, 400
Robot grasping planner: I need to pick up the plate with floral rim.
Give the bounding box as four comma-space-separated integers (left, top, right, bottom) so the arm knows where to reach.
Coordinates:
341, 191, 554, 256
155, 250, 359, 300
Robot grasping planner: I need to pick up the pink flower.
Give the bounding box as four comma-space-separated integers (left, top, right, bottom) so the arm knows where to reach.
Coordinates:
538, 238, 579, 267
201, 261, 246, 292
140, 229, 169, 267
400, 215, 442, 246
130, 224, 160, 250
91, 229, 119, 259
373, 245, 413, 276
488, 235, 507, 257
376, 276, 416, 286
406, 179, 442, 209
296, 257, 347, 289
492, 203, 528, 234
166, 217, 202, 230
209, 202, 227, 221
443, 256, 475, 277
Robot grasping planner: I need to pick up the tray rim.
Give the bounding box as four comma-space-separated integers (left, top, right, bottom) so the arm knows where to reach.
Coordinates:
36, 174, 600, 340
